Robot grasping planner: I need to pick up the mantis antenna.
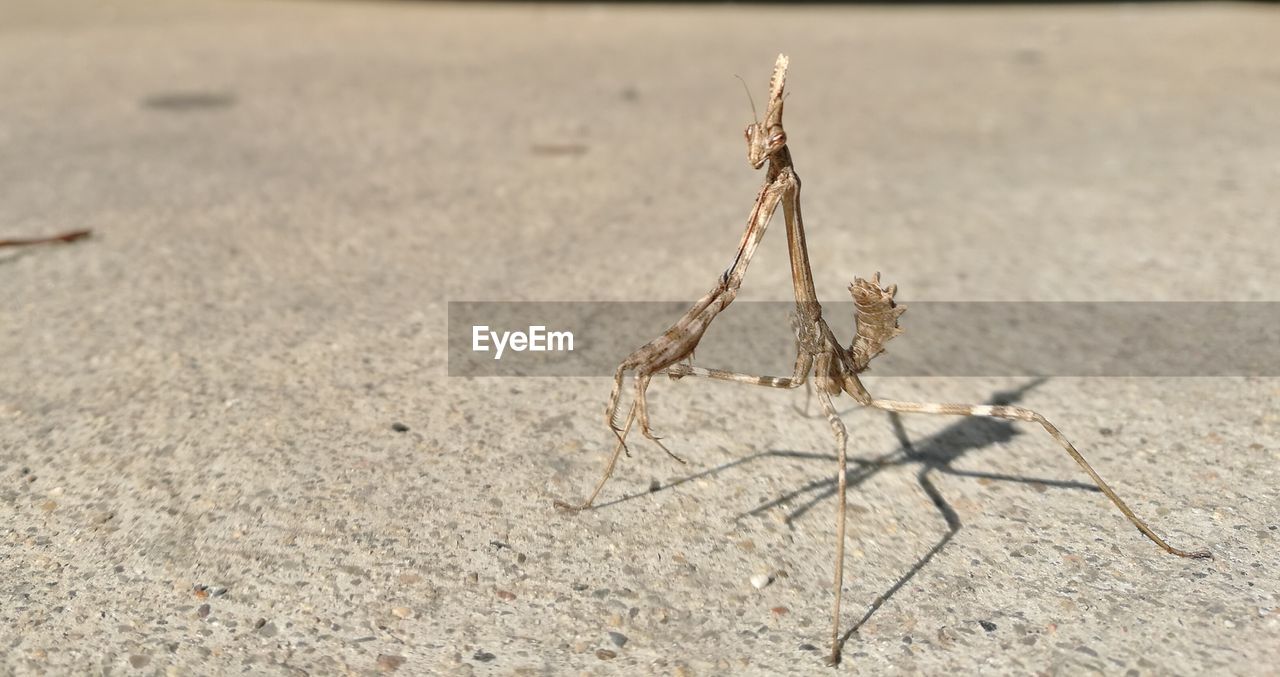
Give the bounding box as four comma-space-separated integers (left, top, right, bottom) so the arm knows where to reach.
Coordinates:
734, 74, 759, 125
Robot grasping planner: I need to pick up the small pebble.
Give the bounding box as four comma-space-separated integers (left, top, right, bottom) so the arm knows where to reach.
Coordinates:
376, 654, 406, 672
495, 589, 516, 601
391, 422, 410, 433
608, 631, 628, 648
771, 606, 789, 616
979, 620, 997, 633
197, 604, 210, 619
648, 479, 661, 492
595, 649, 617, 660
210, 587, 228, 597
391, 607, 412, 619
129, 655, 150, 668
472, 650, 496, 662
750, 574, 772, 590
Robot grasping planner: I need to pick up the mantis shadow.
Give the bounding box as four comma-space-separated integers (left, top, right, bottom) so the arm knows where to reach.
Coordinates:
590, 377, 1102, 648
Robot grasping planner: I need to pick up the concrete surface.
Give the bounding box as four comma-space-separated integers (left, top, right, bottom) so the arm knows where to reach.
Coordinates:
2, 1, 1278, 674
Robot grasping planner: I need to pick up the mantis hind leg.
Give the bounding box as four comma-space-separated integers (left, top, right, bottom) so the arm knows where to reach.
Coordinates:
867, 398, 1211, 559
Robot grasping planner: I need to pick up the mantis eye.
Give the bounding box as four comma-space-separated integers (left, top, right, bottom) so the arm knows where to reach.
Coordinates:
744, 124, 756, 141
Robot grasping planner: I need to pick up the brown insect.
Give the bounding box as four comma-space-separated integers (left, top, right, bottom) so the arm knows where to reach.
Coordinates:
556, 54, 1210, 666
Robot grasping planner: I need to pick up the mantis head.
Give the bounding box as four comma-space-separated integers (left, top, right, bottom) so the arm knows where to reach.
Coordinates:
743, 53, 790, 170
744, 119, 786, 170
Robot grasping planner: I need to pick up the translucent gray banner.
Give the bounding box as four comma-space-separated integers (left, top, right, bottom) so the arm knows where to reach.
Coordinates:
448, 302, 1280, 377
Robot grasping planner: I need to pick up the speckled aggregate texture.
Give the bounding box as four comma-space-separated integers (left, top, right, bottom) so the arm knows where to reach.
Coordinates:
2, 1, 1278, 675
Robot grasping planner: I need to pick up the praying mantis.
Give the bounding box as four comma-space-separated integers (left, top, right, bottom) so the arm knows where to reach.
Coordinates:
556, 54, 1210, 667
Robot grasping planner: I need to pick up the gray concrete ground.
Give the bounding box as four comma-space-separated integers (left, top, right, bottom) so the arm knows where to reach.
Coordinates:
2, 1, 1278, 674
